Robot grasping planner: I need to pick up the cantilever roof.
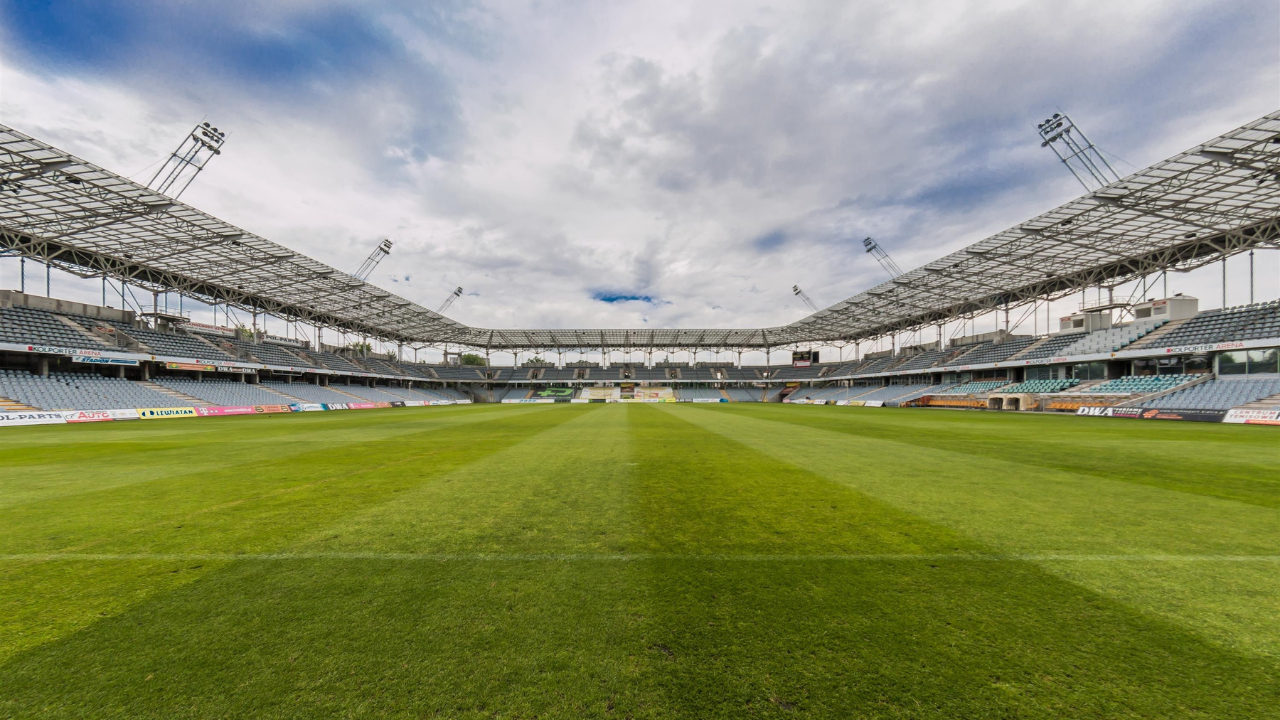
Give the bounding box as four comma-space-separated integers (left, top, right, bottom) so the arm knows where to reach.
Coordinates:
2, 112, 1279, 351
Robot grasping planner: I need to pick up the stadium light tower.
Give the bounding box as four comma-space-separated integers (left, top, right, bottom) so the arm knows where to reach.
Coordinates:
437, 286, 463, 314
1037, 112, 1121, 192
147, 122, 227, 199
352, 238, 393, 281
792, 285, 819, 312
863, 237, 905, 279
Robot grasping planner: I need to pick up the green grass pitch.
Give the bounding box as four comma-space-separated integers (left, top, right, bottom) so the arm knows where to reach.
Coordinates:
1, 403, 1278, 718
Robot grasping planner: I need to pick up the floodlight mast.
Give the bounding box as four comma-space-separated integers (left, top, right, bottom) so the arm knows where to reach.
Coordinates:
1037, 112, 1120, 192
437, 286, 463, 313
352, 238, 392, 281
147, 122, 227, 199
792, 285, 820, 313
862, 237, 905, 278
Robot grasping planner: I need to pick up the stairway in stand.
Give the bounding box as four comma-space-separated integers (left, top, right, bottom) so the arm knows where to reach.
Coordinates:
324, 385, 370, 401
135, 380, 212, 407
1236, 391, 1280, 411
258, 384, 305, 403
0, 394, 38, 412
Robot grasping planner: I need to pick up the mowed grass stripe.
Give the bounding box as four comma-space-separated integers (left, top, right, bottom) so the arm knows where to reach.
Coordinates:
627, 403, 976, 555
717, 403, 1280, 508
0, 405, 583, 665
287, 403, 635, 555
1, 404, 1278, 719
0, 404, 522, 510
2, 404, 656, 718
6, 552, 1279, 562
0, 405, 569, 555
669, 403, 1280, 657
624, 404, 1280, 717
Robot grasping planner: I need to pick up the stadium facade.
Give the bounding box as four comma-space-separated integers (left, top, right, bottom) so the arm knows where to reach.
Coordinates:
1, 113, 1279, 423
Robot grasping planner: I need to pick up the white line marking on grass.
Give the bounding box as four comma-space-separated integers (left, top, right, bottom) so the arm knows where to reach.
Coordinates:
1, 553, 1278, 563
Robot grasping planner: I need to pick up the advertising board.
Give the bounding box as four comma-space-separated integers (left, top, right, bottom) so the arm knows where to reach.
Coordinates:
1223, 408, 1280, 425
73, 357, 139, 366
1075, 406, 1226, 422
0, 411, 68, 426
63, 409, 140, 423
137, 407, 198, 419
167, 362, 218, 372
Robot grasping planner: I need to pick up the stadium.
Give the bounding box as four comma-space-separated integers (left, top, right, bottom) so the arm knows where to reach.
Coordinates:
1, 4, 1279, 718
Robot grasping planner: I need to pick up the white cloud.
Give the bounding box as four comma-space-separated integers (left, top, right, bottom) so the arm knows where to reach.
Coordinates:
1, 0, 1276, 364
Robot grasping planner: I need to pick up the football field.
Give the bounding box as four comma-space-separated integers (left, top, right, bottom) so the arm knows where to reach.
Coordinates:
1, 403, 1277, 718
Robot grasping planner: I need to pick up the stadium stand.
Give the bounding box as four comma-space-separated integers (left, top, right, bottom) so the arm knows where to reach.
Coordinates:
952, 336, 1039, 365
225, 339, 309, 366
259, 381, 354, 405
1014, 333, 1082, 361
891, 383, 956, 403
892, 349, 949, 372
1056, 319, 1167, 356
937, 380, 1011, 395
853, 383, 935, 402
0, 306, 106, 350
431, 365, 485, 380
856, 356, 898, 374
153, 377, 291, 406
1134, 302, 1280, 348
361, 357, 405, 375
676, 387, 724, 400
787, 386, 840, 402
1141, 377, 1280, 410
724, 387, 759, 402
539, 367, 578, 381
431, 387, 470, 401
1077, 374, 1196, 394
300, 350, 367, 374
108, 322, 234, 359
996, 379, 1080, 394
0, 369, 186, 410
1238, 304, 1280, 340
768, 364, 827, 380
681, 368, 718, 381
332, 384, 410, 402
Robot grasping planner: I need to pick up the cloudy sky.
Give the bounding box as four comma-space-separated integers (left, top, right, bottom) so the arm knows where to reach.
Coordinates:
0, 1, 1277, 360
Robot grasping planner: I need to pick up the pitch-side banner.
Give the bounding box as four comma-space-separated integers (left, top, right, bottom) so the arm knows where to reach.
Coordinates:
289, 403, 326, 412
864, 400, 885, 407
0, 411, 69, 426
1223, 408, 1280, 425
74, 356, 139, 367
63, 409, 140, 423
1075, 406, 1226, 422
137, 407, 198, 419
195, 405, 292, 417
